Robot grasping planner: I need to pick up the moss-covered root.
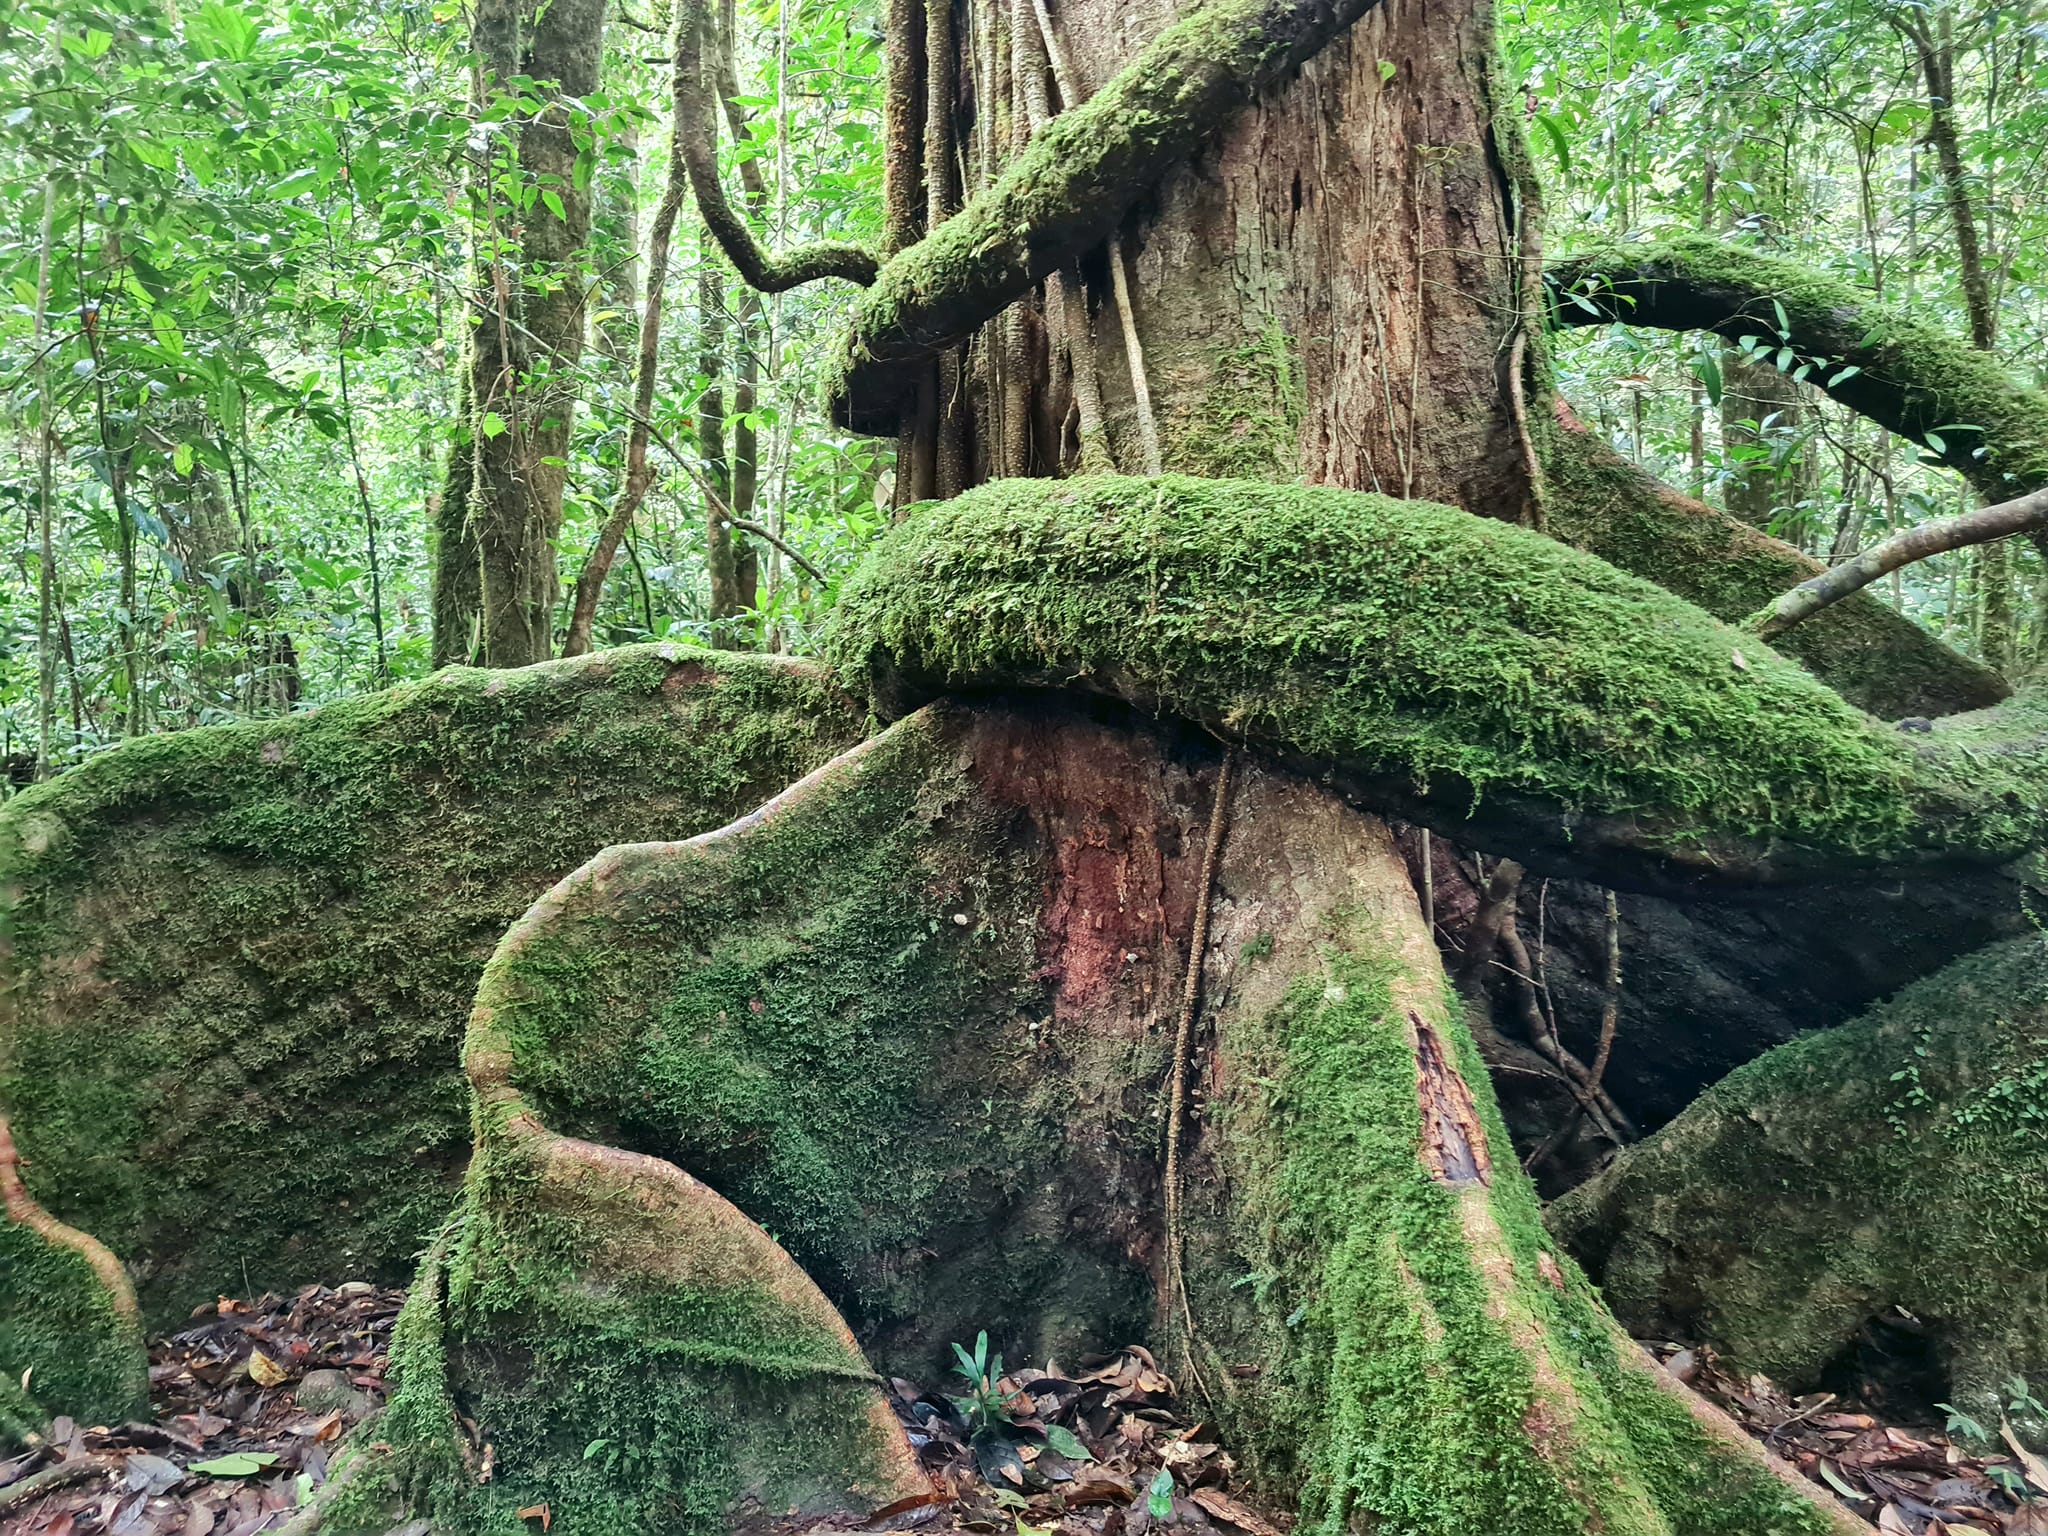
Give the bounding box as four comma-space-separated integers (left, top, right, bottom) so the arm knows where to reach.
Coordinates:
1541, 410, 2005, 719
0, 1116, 148, 1442
0, 643, 863, 1321
1184, 838, 1867, 1535
822, 475, 2048, 890
366, 1134, 928, 1536
374, 691, 1861, 1535
1549, 932, 2048, 1439
1547, 235, 2048, 505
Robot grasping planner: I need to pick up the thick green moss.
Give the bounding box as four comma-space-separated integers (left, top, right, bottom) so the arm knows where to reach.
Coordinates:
1550, 932, 2048, 1430
0, 646, 863, 1319
1186, 927, 1844, 1535
1162, 327, 1305, 482
463, 701, 1156, 1367
366, 694, 1854, 1535
0, 1222, 146, 1440
1549, 236, 2048, 503
355, 1167, 910, 1536
822, 475, 2044, 884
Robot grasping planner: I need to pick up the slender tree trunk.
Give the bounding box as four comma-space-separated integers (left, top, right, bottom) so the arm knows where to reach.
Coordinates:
433, 0, 611, 669
592, 117, 642, 363
31, 172, 58, 779
1906, 9, 1997, 352
1720, 350, 1807, 533
701, 259, 743, 636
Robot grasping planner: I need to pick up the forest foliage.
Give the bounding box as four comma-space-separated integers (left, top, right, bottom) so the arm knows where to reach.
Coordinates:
0, 0, 2041, 772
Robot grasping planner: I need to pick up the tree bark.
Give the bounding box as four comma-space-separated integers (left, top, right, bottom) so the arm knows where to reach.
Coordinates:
1901, 8, 1997, 353
434, 0, 611, 669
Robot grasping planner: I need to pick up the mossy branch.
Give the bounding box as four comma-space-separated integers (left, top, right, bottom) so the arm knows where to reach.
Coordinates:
1751, 484, 2048, 639
826, 0, 1390, 433
824, 475, 2048, 891
675, 0, 878, 291
1545, 236, 2048, 503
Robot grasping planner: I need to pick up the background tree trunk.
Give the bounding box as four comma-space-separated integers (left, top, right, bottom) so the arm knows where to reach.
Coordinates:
432, 0, 610, 669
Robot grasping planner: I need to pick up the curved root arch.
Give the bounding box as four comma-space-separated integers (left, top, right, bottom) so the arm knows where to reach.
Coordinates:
1547, 237, 2048, 505
822, 475, 2048, 890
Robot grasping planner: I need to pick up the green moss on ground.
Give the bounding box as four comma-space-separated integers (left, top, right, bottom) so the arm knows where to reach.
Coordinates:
0, 646, 863, 1320
823, 475, 2045, 882
1550, 932, 2048, 1432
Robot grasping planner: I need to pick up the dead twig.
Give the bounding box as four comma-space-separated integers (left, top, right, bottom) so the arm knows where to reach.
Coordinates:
1525, 890, 1623, 1173
0, 1456, 113, 1517
1164, 746, 1236, 1402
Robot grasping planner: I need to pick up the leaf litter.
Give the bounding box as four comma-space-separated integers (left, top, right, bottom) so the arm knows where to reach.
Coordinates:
7, 1294, 2046, 1536
1651, 1340, 2048, 1535
763, 1344, 1290, 1536
1, 1280, 402, 1535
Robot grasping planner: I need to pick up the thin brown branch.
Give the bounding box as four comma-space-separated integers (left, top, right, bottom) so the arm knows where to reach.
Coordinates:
1525, 891, 1622, 1174
720, 516, 824, 583
1751, 484, 2048, 638
561, 93, 692, 656
1164, 746, 1235, 1402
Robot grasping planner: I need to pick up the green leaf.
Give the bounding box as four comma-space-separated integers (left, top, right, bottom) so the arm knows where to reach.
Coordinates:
1770, 298, 1790, 338
173, 442, 195, 476
1148, 1467, 1174, 1520
1828, 365, 1862, 386
1695, 350, 1722, 407
1533, 112, 1571, 176
1044, 1424, 1092, 1462
1376, 57, 1397, 83
191, 1452, 280, 1477
481, 412, 508, 439
541, 188, 567, 222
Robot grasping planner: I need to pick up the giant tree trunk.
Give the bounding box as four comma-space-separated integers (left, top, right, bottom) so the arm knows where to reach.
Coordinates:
432, 0, 610, 668
919, 0, 1535, 518
360, 695, 1863, 1535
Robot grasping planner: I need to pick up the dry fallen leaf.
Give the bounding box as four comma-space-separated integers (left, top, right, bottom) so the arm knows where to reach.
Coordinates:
2002, 1417, 2048, 1495
1188, 1487, 1280, 1536
245, 1351, 288, 1389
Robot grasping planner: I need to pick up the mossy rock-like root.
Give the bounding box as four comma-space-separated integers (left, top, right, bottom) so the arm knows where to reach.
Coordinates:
1549, 932, 2048, 1440
0, 645, 863, 1321
363, 694, 1860, 1535
0, 1115, 148, 1443
823, 476, 2048, 890
1540, 414, 2006, 719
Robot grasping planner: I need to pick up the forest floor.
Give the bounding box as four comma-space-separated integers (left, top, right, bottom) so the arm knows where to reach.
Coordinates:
2, 1285, 2046, 1536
